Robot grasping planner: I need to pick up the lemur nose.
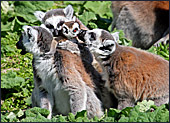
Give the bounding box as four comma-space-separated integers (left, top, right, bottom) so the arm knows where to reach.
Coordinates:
89, 43, 92, 47
77, 30, 86, 42
53, 29, 58, 36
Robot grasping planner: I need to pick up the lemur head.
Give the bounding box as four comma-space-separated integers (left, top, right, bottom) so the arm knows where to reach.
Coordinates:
62, 21, 80, 39
78, 29, 119, 56
34, 5, 74, 36
16, 25, 53, 56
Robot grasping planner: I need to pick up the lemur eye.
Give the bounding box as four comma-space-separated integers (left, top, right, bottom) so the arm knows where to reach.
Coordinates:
73, 28, 78, 33
89, 32, 96, 41
57, 21, 64, 28
46, 24, 54, 29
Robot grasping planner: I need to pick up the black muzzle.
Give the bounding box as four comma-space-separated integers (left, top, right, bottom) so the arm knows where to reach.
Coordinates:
77, 30, 86, 42
16, 35, 27, 55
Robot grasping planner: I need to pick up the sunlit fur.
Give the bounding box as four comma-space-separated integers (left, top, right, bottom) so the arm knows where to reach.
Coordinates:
34, 5, 74, 36
79, 29, 169, 110
62, 22, 80, 39
17, 26, 103, 119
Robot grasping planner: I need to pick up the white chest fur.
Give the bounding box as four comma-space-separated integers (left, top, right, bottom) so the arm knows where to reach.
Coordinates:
34, 56, 71, 115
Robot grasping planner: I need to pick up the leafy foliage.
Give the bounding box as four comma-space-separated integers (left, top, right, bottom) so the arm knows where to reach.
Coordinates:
1, 1, 169, 122
1, 101, 169, 122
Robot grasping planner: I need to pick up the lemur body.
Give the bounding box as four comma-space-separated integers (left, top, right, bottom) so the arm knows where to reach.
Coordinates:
111, 1, 169, 49
16, 26, 103, 119
57, 21, 118, 109
78, 29, 169, 110
34, 7, 117, 109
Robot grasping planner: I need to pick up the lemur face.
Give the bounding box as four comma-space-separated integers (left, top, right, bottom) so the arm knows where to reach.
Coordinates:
78, 29, 119, 56
16, 26, 53, 55
34, 5, 74, 36
62, 21, 80, 39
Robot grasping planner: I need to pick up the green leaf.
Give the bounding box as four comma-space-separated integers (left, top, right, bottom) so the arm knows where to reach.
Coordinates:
1, 71, 25, 89
75, 110, 87, 119
31, 1, 54, 11
1, 21, 13, 32
25, 107, 50, 118
57, 115, 68, 122
84, 1, 112, 18
68, 113, 75, 122
17, 109, 24, 118
118, 116, 129, 122
6, 112, 16, 121
14, 1, 54, 23
88, 22, 98, 29
121, 107, 133, 116
137, 100, 155, 112
108, 108, 120, 117
64, 1, 85, 5
24, 96, 32, 105
78, 11, 97, 26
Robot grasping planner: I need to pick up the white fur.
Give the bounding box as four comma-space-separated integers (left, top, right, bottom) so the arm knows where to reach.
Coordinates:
111, 32, 119, 42
84, 29, 102, 47
63, 5, 74, 20
45, 15, 68, 29
62, 22, 80, 39
34, 11, 46, 22
22, 26, 41, 55
34, 57, 71, 115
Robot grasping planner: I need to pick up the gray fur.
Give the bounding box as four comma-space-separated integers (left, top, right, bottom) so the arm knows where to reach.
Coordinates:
57, 22, 118, 109
34, 5, 74, 36
78, 28, 169, 110
111, 1, 169, 49
17, 26, 103, 119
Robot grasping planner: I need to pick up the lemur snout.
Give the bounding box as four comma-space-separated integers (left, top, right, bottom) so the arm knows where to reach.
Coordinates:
53, 29, 59, 36
16, 35, 27, 55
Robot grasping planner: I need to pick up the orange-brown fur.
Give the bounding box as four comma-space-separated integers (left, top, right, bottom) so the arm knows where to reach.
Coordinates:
105, 45, 169, 109
58, 49, 94, 89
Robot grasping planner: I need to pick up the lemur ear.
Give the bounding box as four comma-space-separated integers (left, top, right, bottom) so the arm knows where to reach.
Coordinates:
72, 16, 76, 21
64, 5, 74, 20
102, 39, 116, 54
34, 11, 46, 22
111, 32, 119, 42
22, 25, 31, 32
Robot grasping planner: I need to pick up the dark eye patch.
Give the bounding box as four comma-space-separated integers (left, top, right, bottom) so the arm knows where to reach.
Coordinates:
73, 28, 78, 33
89, 32, 96, 41
99, 43, 114, 51
57, 21, 64, 28
63, 27, 68, 34
46, 24, 54, 29
27, 28, 32, 38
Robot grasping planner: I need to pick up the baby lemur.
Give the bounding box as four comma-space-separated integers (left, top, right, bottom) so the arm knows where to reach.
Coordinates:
16, 25, 104, 119
77, 29, 169, 110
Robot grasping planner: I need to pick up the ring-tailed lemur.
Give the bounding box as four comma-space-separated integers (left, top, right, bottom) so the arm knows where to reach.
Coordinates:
16, 25, 104, 119
34, 5, 88, 37
35, 5, 117, 109
34, 5, 74, 36
56, 21, 118, 109
111, 1, 169, 49
77, 29, 169, 110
